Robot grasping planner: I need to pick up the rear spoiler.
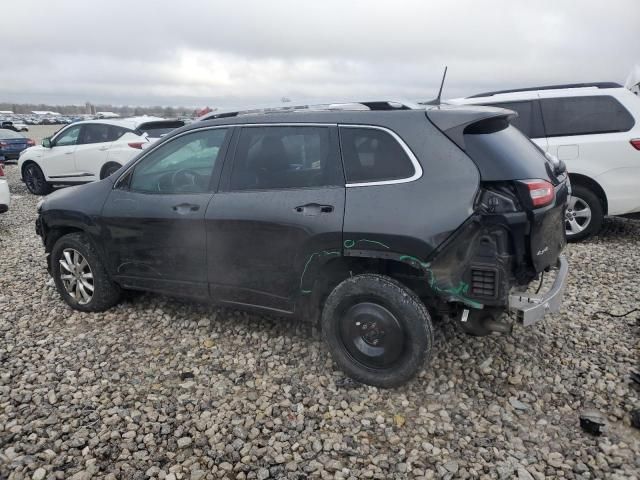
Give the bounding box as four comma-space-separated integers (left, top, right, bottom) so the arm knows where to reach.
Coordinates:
134, 120, 185, 136
426, 105, 517, 149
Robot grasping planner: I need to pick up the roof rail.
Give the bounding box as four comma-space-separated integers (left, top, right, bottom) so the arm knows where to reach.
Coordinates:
467, 82, 623, 98
199, 100, 421, 121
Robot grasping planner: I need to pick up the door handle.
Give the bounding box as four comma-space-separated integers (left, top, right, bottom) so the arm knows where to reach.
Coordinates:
65, 152, 74, 155
172, 203, 200, 214
294, 203, 334, 216
98, 146, 109, 151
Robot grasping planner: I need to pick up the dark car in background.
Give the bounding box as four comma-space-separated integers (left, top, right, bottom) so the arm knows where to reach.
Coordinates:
35, 101, 569, 387
0, 128, 35, 162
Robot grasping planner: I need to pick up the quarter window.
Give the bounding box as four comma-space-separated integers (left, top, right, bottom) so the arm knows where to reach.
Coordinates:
339, 127, 415, 183
540, 95, 635, 137
229, 126, 341, 190
129, 128, 228, 194
54, 125, 82, 146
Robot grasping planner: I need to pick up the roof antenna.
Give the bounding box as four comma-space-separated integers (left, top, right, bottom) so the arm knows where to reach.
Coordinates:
423, 66, 448, 105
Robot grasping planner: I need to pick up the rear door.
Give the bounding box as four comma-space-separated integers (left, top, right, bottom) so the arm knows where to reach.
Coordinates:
206, 124, 345, 313
101, 127, 231, 298
74, 123, 120, 179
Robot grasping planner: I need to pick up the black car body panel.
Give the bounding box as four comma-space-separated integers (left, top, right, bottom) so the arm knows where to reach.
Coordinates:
36, 106, 568, 322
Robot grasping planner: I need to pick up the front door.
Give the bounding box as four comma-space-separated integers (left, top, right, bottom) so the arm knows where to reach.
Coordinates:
101, 126, 232, 298
206, 125, 345, 313
43, 124, 82, 180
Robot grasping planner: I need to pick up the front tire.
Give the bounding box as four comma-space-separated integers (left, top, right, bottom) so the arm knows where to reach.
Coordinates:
321, 274, 433, 388
566, 184, 603, 241
51, 233, 121, 312
23, 163, 52, 195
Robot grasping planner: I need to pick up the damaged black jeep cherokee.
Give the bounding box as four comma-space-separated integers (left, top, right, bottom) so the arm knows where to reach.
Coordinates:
35, 101, 569, 387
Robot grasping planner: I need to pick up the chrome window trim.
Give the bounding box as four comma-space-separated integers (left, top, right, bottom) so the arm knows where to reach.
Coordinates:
115, 122, 422, 189
338, 124, 423, 187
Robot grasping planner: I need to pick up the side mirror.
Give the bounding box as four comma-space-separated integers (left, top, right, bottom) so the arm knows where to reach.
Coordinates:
42, 137, 52, 148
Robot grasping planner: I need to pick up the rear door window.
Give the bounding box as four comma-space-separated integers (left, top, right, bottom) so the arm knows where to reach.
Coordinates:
81, 124, 121, 144
540, 95, 635, 137
229, 126, 342, 190
339, 127, 415, 184
485, 100, 544, 138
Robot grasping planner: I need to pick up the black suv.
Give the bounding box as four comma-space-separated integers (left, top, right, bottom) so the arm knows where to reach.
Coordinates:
35, 101, 569, 387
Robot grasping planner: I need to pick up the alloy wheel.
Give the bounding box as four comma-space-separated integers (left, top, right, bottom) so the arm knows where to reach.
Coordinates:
24, 165, 42, 193
565, 195, 592, 236
59, 248, 94, 305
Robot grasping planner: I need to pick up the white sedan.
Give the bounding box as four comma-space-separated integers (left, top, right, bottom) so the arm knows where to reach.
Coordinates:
0, 163, 10, 213
18, 117, 184, 195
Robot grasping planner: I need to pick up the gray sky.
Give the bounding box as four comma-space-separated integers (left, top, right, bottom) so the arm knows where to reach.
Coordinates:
2, 0, 638, 108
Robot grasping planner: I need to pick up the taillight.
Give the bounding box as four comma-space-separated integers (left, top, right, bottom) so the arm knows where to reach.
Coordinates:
520, 179, 555, 208
0, 142, 6, 148
128, 142, 145, 149
630, 139, 640, 150
0, 164, 4, 177
26, 139, 35, 146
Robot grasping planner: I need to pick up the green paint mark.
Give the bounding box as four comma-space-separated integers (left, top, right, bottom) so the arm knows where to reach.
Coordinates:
300, 249, 341, 292
344, 238, 390, 250
301, 240, 480, 308
356, 239, 391, 249
399, 255, 480, 308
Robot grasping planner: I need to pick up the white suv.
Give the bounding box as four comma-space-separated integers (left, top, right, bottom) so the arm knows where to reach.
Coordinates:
450, 82, 640, 240
18, 117, 184, 195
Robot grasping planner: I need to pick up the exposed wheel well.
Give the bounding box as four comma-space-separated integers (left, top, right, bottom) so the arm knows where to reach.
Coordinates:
299, 256, 428, 323
569, 173, 608, 215
45, 226, 84, 254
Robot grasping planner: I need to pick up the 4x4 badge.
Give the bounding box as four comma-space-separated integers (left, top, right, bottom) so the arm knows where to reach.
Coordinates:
537, 246, 549, 256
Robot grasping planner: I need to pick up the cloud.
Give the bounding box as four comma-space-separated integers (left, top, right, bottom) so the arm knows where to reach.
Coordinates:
1, 0, 638, 107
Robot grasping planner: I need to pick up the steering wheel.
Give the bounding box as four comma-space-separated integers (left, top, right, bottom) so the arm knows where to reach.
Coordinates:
171, 168, 201, 190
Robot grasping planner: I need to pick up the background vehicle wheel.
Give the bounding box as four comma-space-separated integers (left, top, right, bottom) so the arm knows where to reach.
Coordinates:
100, 162, 122, 180
51, 232, 121, 312
23, 163, 52, 195
566, 184, 603, 241
321, 274, 433, 388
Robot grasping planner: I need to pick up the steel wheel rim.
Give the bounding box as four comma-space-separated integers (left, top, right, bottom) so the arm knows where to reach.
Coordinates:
565, 195, 592, 236
339, 301, 405, 369
59, 248, 94, 305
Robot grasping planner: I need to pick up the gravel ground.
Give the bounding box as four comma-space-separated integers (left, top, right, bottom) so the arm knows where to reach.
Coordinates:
1, 160, 639, 480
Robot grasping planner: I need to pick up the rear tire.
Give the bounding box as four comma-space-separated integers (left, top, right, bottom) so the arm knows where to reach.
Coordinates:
566, 184, 603, 242
100, 162, 122, 180
23, 163, 52, 195
321, 274, 433, 388
51, 232, 122, 312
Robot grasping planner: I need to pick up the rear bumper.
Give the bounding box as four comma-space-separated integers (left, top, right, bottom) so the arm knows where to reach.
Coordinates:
509, 255, 568, 326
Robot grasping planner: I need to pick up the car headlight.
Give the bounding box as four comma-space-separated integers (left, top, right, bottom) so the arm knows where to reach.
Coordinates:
36, 198, 45, 212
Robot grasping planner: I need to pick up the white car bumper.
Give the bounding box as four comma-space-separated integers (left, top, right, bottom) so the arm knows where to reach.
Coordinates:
0, 178, 10, 213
